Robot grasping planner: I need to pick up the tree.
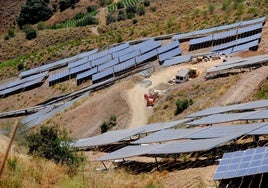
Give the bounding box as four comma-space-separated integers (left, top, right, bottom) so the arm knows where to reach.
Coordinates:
137, 5, 145, 16
117, 1, 124, 9
144, 0, 150, 7
17, 0, 53, 28
117, 10, 126, 21
26, 125, 84, 174
174, 98, 193, 115
100, 121, 109, 133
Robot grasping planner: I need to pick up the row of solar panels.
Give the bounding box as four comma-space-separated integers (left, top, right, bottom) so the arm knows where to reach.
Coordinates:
0, 72, 48, 97
189, 23, 263, 46
214, 146, 268, 180
94, 120, 268, 161
207, 53, 268, 74
49, 39, 182, 85
172, 16, 266, 40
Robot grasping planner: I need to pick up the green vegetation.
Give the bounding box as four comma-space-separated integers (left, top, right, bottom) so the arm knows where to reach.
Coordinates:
100, 114, 117, 133
17, 63, 25, 71
23, 25, 37, 40
17, 0, 53, 28
59, 0, 79, 12
4, 28, 15, 40
107, 0, 143, 13
26, 125, 84, 174
255, 80, 268, 99
174, 98, 193, 115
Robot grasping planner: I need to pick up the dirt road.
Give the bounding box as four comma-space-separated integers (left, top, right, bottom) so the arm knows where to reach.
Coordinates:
127, 59, 222, 128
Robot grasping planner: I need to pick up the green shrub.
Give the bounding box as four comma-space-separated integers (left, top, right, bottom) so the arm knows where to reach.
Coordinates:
117, 1, 124, 9
100, 121, 109, 133
4, 35, 10, 41
17, 63, 25, 71
137, 5, 145, 16
208, 4, 215, 14
26, 125, 84, 174
174, 98, 193, 115
100, 114, 118, 133
126, 5, 137, 14
127, 12, 135, 19
37, 21, 46, 30
8, 28, 15, 38
150, 6, 156, 12
132, 18, 138, 24
117, 10, 127, 21
74, 12, 85, 20
75, 16, 98, 26
23, 25, 37, 40
144, 0, 150, 7
87, 4, 98, 13
106, 14, 116, 24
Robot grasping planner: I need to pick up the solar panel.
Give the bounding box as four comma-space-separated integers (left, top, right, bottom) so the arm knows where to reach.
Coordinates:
68, 57, 89, 69
213, 147, 268, 180
98, 58, 119, 72
237, 23, 263, 35
135, 50, 157, 64
187, 111, 256, 126
172, 31, 196, 40
240, 16, 266, 27
158, 47, 181, 63
114, 58, 136, 73
69, 62, 91, 76
96, 144, 161, 161
157, 40, 180, 55
76, 67, 98, 80
186, 123, 267, 139
193, 27, 217, 36
212, 40, 237, 52
88, 49, 110, 61
108, 42, 129, 53
92, 67, 114, 82
162, 55, 192, 66
49, 70, 70, 82
213, 29, 237, 40
215, 22, 240, 32
112, 47, 132, 59
74, 128, 145, 148
147, 136, 237, 155
139, 40, 162, 54
232, 40, 259, 53
132, 127, 207, 144
119, 50, 140, 63
136, 118, 193, 133
189, 35, 213, 45
248, 124, 268, 135
91, 54, 113, 67
241, 109, 268, 120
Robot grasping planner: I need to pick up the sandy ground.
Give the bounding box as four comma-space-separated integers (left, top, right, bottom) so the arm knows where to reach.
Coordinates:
127, 58, 223, 128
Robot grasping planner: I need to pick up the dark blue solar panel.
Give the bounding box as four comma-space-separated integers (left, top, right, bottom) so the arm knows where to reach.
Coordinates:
232, 40, 259, 53
88, 49, 110, 61
214, 147, 268, 180
158, 47, 181, 62
49, 70, 70, 82
172, 32, 196, 40
240, 17, 266, 27
112, 47, 132, 59
213, 29, 237, 40
68, 57, 89, 69
69, 62, 91, 75
237, 23, 263, 35
139, 41, 162, 54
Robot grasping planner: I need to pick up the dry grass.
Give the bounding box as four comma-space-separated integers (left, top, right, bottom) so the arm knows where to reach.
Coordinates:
148, 74, 241, 123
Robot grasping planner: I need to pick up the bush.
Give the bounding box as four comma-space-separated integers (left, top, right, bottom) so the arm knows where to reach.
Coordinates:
4, 35, 10, 40
174, 98, 193, 115
117, 10, 126, 21
17, 0, 53, 28
75, 16, 98, 26
17, 63, 25, 71
26, 125, 84, 174
100, 121, 109, 133
150, 6, 156, 12
8, 28, 15, 38
208, 4, 215, 14
144, 0, 150, 7
100, 114, 117, 133
127, 12, 135, 19
132, 18, 138, 24
126, 5, 137, 14
87, 4, 98, 13
23, 25, 37, 40
74, 12, 85, 20
106, 14, 116, 24
117, 1, 124, 9
137, 5, 145, 16
37, 21, 46, 30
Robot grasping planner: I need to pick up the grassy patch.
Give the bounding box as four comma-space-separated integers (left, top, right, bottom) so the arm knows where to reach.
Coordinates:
255, 79, 268, 99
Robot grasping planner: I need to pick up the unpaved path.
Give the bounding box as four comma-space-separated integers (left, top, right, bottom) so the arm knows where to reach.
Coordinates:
217, 66, 268, 105
127, 59, 222, 128
97, 8, 107, 27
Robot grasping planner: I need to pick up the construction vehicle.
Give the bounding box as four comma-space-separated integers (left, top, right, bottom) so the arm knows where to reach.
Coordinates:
175, 68, 199, 83
144, 93, 156, 106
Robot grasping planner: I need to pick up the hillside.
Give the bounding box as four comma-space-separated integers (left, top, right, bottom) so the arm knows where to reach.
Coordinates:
1, 0, 268, 187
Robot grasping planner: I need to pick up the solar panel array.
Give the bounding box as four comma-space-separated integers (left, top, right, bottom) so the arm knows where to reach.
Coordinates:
158, 47, 182, 63
214, 147, 268, 180
162, 55, 192, 66
0, 72, 48, 97
207, 53, 268, 74
187, 99, 268, 117
172, 16, 265, 40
